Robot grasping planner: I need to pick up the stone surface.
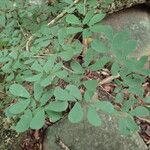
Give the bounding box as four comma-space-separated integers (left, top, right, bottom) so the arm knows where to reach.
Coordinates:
43, 113, 147, 150
103, 5, 150, 60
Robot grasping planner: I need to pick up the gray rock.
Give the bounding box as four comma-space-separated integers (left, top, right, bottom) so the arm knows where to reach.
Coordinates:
43, 113, 147, 150
103, 5, 150, 60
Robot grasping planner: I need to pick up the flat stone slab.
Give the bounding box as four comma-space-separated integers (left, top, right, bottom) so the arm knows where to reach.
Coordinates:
43, 113, 147, 150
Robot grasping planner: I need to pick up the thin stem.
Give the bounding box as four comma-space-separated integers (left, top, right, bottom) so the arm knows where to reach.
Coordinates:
98, 74, 120, 85
62, 66, 74, 73
83, 0, 87, 15
26, 36, 33, 51
47, 0, 81, 26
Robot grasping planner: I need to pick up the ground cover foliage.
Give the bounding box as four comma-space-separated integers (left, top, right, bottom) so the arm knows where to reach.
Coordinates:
0, 0, 150, 134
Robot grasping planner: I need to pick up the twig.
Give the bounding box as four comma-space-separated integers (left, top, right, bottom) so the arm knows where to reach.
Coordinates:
137, 117, 150, 124
0, 90, 7, 97
17, 21, 27, 38
86, 76, 115, 100
82, 38, 88, 56
26, 36, 33, 51
47, 0, 81, 26
56, 137, 70, 150
99, 74, 120, 85
0, 90, 4, 94
62, 66, 74, 73
97, 74, 120, 100
99, 85, 115, 99
83, 0, 87, 15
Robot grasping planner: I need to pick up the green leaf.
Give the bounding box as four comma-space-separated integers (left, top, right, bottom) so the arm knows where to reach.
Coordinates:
30, 109, 45, 129
40, 91, 53, 106
55, 70, 68, 79
66, 85, 82, 100
9, 99, 30, 114
0, 14, 6, 27
91, 39, 108, 53
82, 29, 92, 39
59, 50, 75, 61
122, 97, 138, 112
24, 73, 43, 82
87, 0, 98, 6
24, 59, 35, 65
115, 93, 124, 103
66, 7, 76, 13
137, 56, 149, 68
84, 91, 93, 101
83, 48, 93, 67
105, 0, 113, 4
124, 75, 144, 87
144, 96, 150, 103
124, 40, 137, 55
52, 62, 63, 72
84, 80, 97, 92
40, 75, 55, 87
82, 10, 94, 25
58, 28, 68, 45
112, 31, 131, 52
89, 56, 112, 71
70, 61, 84, 74
128, 85, 144, 98
36, 39, 50, 48
129, 106, 149, 117
76, 3, 84, 15
66, 14, 81, 25
87, 106, 101, 126
34, 83, 43, 101
111, 62, 120, 76
6, 72, 14, 81
68, 102, 83, 123
66, 27, 83, 35
9, 84, 30, 98
63, 0, 73, 4
94, 101, 115, 114
43, 56, 56, 73
118, 118, 130, 134
15, 110, 32, 132
46, 111, 62, 122
54, 87, 76, 101
88, 13, 105, 26
31, 61, 43, 72
2, 61, 12, 73
90, 24, 113, 40
119, 116, 139, 134
46, 101, 68, 112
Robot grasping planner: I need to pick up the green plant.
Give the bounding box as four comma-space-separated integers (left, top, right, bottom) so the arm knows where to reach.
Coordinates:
0, 0, 150, 134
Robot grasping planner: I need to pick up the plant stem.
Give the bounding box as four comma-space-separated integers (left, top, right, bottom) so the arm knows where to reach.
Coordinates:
47, 0, 81, 26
